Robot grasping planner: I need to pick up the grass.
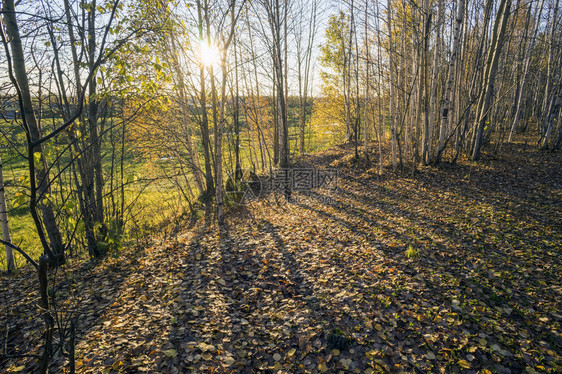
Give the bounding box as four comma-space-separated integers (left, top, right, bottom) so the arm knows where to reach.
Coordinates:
0, 180, 187, 270
0, 137, 187, 270
405, 244, 420, 259
0, 115, 341, 270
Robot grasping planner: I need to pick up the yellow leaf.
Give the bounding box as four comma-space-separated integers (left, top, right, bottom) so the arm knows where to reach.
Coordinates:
33, 152, 42, 165
111, 360, 123, 370
458, 359, 470, 369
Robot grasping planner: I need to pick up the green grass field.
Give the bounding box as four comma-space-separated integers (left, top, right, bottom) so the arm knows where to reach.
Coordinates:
0, 118, 185, 269
0, 116, 339, 270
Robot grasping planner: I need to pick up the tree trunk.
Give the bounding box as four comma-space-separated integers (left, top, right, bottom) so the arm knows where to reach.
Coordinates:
508, 0, 544, 142
541, 84, 562, 149
363, 0, 370, 159
273, 73, 279, 166
539, 0, 560, 149
2, 0, 65, 262
425, 0, 442, 164
0, 155, 14, 272
88, 2, 104, 228
387, 2, 397, 168
435, 0, 465, 164
420, 0, 432, 165
215, 0, 237, 225
197, 0, 215, 200
471, 0, 512, 161
233, 36, 242, 180
266, 0, 290, 196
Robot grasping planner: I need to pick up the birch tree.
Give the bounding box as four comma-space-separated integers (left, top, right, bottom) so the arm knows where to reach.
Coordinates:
471, 0, 512, 161
295, 0, 318, 154
261, 0, 290, 179
0, 155, 13, 272
2, 0, 66, 262
214, 0, 242, 225
434, 0, 465, 164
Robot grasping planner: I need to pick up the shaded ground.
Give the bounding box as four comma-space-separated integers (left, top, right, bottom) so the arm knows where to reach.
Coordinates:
1, 139, 561, 373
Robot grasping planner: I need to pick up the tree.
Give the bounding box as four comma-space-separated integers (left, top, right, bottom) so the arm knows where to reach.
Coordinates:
320, 12, 353, 141
435, 0, 465, 164
261, 0, 290, 180
295, 0, 318, 154
539, 0, 561, 149
214, 0, 242, 225
2, 0, 66, 263
471, 0, 512, 161
387, 1, 397, 168
508, 0, 544, 143
0, 155, 14, 272
197, 0, 216, 202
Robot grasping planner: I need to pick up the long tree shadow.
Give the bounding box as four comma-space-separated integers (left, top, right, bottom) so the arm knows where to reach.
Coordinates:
282, 150, 560, 370
40, 205, 215, 372
167, 205, 412, 373
290, 158, 561, 371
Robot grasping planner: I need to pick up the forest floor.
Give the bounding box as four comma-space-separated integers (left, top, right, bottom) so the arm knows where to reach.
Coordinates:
1, 139, 561, 373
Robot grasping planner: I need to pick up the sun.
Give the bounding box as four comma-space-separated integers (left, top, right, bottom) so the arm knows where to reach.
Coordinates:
200, 42, 220, 67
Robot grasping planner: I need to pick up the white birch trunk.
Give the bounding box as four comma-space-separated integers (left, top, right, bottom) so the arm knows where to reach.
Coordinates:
387, 2, 397, 168
435, 0, 465, 163
0, 155, 14, 272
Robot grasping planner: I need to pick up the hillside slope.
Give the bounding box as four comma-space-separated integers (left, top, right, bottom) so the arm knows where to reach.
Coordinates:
1, 141, 561, 373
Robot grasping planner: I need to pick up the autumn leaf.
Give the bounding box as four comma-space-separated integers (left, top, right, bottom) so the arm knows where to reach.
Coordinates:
458, 359, 470, 369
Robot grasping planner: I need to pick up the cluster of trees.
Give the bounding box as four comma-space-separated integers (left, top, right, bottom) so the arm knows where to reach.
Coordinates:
0, 0, 328, 281
320, 0, 562, 172
133, 0, 324, 219
1, 0, 560, 270
1, 0, 129, 272
0, 0, 560, 369
1, 0, 140, 369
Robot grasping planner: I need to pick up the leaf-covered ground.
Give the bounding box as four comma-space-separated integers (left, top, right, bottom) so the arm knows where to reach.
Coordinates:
1, 140, 561, 373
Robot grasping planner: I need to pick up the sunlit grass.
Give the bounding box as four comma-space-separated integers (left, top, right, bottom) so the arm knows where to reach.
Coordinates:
0, 116, 341, 270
